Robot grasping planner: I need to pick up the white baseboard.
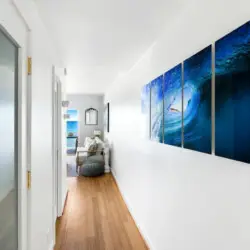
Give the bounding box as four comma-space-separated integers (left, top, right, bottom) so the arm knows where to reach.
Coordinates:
48, 240, 54, 250
61, 189, 69, 216
111, 170, 155, 250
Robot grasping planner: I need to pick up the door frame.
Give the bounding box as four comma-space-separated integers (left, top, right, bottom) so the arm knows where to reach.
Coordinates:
56, 77, 63, 217
0, 23, 29, 250
52, 66, 58, 219
52, 66, 63, 244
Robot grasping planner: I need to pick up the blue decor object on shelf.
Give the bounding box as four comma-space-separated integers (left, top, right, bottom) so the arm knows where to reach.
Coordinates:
151, 75, 163, 143
163, 64, 182, 147
215, 21, 250, 163
141, 82, 151, 139
183, 46, 212, 154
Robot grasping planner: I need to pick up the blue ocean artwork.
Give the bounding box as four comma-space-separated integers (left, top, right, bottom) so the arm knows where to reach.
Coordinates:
151, 75, 163, 143
183, 46, 212, 153
163, 64, 182, 147
215, 21, 250, 163
67, 121, 78, 136
141, 83, 151, 139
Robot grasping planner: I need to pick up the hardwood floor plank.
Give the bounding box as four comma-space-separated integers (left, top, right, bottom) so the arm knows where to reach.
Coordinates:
55, 174, 148, 250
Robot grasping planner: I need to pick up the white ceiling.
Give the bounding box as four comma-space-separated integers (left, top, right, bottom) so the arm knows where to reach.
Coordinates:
34, 0, 184, 94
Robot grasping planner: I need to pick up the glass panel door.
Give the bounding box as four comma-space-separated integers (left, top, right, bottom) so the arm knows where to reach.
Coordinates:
0, 29, 18, 250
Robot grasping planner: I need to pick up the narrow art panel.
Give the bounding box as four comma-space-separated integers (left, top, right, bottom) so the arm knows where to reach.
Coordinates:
215, 21, 250, 163
183, 46, 212, 154
163, 64, 182, 147
141, 83, 151, 139
151, 75, 163, 143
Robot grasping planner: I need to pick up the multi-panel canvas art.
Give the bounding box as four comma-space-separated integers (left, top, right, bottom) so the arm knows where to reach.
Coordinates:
163, 64, 182, 147
141, 20, 250, 164
151, 75, 163, 143
141, 83, 151, 139
183, 46, 212, 154
215, 21, 250, 163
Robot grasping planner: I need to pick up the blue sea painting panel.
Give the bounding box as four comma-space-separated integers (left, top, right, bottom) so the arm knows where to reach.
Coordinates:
141, 83, 151, 139
183, 46, 212, 153
67, 121, 78, 136
215, 21, 250, 163
151, 75, 163, 143
163, 64, 182, 147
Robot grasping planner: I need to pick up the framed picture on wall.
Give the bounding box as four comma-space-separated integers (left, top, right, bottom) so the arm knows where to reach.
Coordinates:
85, 107, 98, 125
104, 103, 110, 133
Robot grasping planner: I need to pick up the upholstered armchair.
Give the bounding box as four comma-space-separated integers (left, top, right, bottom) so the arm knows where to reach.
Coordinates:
76, 137, 109, 177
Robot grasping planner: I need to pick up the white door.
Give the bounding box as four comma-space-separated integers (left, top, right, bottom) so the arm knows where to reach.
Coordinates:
52, 69, 63, 233
52, 67, 59, 222
0, 28, 18, 250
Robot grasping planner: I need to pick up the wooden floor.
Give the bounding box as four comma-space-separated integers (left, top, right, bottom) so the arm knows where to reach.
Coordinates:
55, 174, 148, 250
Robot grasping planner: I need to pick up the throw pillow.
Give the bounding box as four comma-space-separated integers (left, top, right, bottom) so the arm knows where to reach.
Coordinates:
95, 137, 104, 155
88, 141, 98, 156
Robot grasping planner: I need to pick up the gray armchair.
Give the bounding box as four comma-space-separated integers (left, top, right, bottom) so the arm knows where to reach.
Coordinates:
76, 148, 105, 177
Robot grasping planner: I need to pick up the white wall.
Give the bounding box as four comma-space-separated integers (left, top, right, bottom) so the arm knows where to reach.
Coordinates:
68, 94, 104, 143
0, 1, 66, 250
105, 1, 250, 250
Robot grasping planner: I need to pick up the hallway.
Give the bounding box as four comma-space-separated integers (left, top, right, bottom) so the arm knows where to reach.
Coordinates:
55, 174, 148, 250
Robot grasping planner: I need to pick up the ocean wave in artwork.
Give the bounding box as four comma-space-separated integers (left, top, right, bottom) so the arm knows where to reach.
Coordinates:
183, 45, 212, 154
163, 64, 182, 147
151, 75, 163, 143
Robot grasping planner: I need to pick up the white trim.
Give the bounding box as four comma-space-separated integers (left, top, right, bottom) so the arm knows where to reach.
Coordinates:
26, 31, 32, 250
56, 78, 63, 217
48, 240, 55, 250
111, 170, 155, 250
61, 190, 68, 215
0, 16, 29, 250
17, 45, 28, 250
0, 16, 27, 250
53, 72, 64, 218
52, 66, 59, 247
